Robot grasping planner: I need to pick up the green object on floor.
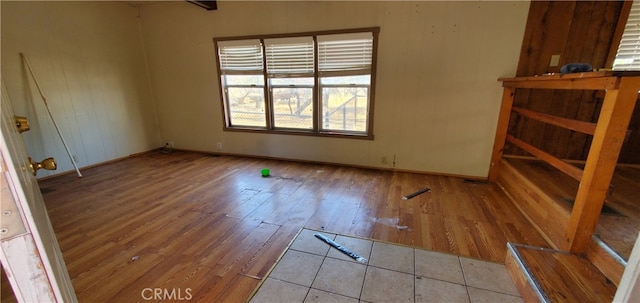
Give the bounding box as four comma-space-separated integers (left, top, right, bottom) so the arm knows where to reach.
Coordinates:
261, 168, 270, 177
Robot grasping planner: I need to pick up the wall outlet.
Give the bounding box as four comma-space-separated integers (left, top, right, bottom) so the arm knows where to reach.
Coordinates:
550, 54, 560, 67
166, 141, 174, 148
216, 142, 222, 151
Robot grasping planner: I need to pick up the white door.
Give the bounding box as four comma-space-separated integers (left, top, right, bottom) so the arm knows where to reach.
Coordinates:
0, 83, 76, 302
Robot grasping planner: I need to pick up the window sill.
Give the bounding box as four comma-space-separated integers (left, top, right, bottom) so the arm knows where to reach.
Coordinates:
222, 127, 374, 140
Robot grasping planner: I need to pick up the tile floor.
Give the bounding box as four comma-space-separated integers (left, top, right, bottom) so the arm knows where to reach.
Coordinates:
249, 229, 523, 303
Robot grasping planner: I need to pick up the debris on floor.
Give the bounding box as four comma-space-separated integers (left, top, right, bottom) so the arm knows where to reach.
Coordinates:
375, 217, 410, 230
240, 273, 263, 280
402, 188, 430, 200
463, 179, 488, 184
315, 233, 367, 263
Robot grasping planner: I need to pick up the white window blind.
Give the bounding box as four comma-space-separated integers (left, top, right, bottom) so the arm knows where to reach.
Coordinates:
264, 37, 314, 76
217, 39, 264, 73
614, 0, 640, 71
317, 32, 373, 75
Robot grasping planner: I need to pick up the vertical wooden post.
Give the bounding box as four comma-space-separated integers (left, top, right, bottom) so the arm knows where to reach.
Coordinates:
564, 77, 640, 253
488, 87, 515, 182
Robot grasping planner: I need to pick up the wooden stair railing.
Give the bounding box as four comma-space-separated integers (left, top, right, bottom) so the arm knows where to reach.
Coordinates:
489, 71, 640, 254
490, 72, 640, 301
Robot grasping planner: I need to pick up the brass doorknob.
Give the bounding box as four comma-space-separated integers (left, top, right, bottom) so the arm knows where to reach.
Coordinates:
28, 157, 57, 176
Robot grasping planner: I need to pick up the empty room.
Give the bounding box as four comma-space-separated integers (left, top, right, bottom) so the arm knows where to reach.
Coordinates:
1, 1, 640, 302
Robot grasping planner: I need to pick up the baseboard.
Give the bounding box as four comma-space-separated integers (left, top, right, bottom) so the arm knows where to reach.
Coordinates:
36, 149, 156, 181
176, 148, 488, 181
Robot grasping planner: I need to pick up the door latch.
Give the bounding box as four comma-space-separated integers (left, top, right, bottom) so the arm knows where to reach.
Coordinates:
14, 116, 29, 133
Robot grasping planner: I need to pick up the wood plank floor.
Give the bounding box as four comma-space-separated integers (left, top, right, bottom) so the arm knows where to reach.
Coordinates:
508, 244, 617, 302
0, 268, 15, 303
10, 150, 548, 302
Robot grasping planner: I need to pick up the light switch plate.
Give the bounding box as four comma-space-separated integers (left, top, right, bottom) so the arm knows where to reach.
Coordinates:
550, 54, 561, 67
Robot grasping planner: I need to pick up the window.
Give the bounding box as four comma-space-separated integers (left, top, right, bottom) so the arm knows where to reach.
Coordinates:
218, 39, 266, 127
614, 0, 640, 70
214, 28, 379, 138
318, 33, 373, 133
265, 37, 314, 130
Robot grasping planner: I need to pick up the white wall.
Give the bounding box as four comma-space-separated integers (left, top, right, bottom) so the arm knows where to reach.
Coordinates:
1, 1, 160, 177
140, 1, 529, 178
1, 1, 529, 178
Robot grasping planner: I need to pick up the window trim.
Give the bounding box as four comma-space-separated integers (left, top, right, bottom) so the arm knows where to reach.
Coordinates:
213, 27, 379, 140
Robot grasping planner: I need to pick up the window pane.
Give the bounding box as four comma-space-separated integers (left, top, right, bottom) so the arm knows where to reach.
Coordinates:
227, 87, 266, 127
272, 87, 313, 129
265, 37, 314, 75
614, 0, 640, 70
317, 32, 373, 72
224, 75, 264, 86
217, 39, 264, 72
320, 75, 370, 85
321, 86, 368, 132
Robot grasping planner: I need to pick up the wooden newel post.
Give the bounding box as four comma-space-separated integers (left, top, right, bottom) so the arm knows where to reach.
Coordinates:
488, 87, 515, 182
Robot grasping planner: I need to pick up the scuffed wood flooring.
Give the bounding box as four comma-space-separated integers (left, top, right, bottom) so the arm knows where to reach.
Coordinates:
510, 245, 617, 302
35, 150, 547, 302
